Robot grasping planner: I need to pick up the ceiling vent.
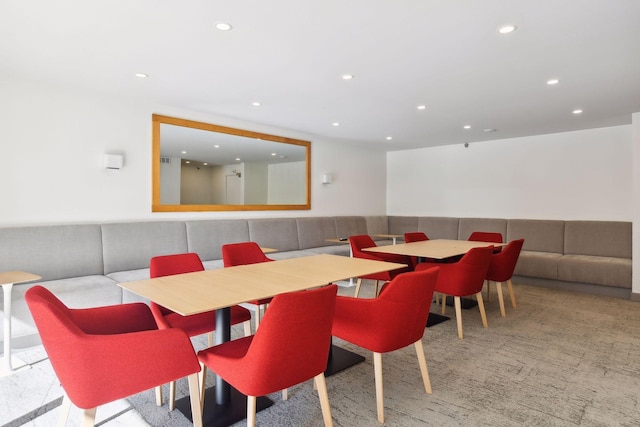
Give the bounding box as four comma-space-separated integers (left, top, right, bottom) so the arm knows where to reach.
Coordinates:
160, 157, 171, 164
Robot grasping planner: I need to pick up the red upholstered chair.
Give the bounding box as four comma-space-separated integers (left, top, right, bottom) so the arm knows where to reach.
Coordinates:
25, 285, 203, 427
486, 239, 524, 317
349, 235, 412, 298
416, 246, 493, 339
404, 231, 429, 269
198, 285, 338, 427
222, 242, 275, 330
332, 268, 439, 423
468, 231, 503, 243
150, 252, 252, 409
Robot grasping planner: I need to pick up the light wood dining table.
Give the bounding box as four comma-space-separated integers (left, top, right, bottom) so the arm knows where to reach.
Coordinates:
119, 253, 405, 427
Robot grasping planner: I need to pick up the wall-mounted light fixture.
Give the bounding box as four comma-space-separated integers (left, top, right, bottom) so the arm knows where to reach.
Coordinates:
321, 173, 332, 184
104, 154, 124, 170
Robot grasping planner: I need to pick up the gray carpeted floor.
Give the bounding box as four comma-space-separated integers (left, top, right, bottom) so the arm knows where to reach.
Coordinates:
2, 281, 640, 426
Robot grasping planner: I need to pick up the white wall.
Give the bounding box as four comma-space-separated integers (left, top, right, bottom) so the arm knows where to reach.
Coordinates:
387, 126, 633, 221
0, 74, 387, 226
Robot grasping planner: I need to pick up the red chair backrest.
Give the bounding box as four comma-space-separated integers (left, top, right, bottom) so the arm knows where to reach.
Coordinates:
368, 268, 439, 352
468, 231, 503, 243
222, 242, 273, 266
348, 234, 377, 257
150, 253, 205, 316
486, 239, 524, 282
404, 232, 429, 243
436, 246, 494, 296
239, 284, 338, 396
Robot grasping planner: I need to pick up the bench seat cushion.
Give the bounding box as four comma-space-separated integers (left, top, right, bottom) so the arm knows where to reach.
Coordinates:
558, 255, 632, 288
514, 251, 561, 280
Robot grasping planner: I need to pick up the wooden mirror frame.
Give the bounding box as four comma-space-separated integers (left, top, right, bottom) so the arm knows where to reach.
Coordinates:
152, 114, 311, 212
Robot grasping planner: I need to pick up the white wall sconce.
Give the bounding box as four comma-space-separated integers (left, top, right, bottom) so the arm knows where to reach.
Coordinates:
104, 154, 124, 170
321, 173, 332, 184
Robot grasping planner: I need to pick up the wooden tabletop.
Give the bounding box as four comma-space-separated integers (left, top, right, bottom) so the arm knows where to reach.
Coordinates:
363, 239, 502, 260
0, 271, 41, 286
119, 254, 405, 316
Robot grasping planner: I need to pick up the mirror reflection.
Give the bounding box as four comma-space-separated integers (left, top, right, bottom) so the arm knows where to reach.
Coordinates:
152, 114, 311, 212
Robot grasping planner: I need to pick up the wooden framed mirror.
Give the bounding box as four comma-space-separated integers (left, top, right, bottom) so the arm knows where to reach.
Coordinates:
152, 114, 311, 212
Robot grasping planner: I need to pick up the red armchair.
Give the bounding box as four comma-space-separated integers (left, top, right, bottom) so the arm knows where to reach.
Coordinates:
149, 252, 252, 409
486, 239, 524, 316
332, 268, 439, 423
349, 235, 412, 298
416, 246, 493, 339
198, 285, 338, 427
25, 285, 203, 427
404, 231, 429, 269
468, 231, 503, 243
222, 242, 275, 330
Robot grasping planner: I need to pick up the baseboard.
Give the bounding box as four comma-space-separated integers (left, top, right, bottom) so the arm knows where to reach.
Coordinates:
512, 276, 631, 300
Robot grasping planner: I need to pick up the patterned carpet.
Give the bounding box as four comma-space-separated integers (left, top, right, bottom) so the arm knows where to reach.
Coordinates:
2, 281, 639, 426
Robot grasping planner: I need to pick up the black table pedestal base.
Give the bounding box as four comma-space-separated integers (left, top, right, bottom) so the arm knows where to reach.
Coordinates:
444, 296, 478, 309
325, 344, 365, 376
175, 386, 273, 427
426, 312, 450, 327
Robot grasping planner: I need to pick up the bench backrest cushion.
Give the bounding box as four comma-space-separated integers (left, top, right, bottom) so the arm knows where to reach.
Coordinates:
458, 218, 507, 241
418, 217, 459, 240
507, 219, 564, 253
186, 219, 250, 261
101, 221, 188, 274
564, 221, 632, 259
296, 217, 338, 250
248, 218, 299, 252
0, 224, 104, 281
335, 216, 368, 240
387, 216, 419, 235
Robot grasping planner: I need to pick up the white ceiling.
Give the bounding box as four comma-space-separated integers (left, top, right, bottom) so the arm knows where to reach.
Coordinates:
2, 0, 639, 152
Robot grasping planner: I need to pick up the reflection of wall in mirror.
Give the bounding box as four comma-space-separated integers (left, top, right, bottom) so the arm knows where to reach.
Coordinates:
268, 161, 306, 204
160, 157, 181, 204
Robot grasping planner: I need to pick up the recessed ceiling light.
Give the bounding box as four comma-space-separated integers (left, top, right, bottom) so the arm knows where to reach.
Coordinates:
573, 109, 583, 114
386, 136, 393, 141
135, 73, 148, 78
417, 105, 426, 110
252, 102, 261, 107
332, 122, 340, 126
215, 22, 233, 31
547, 79, 560, 85
214, 145, 220, 148
271, 153, 276, 156
181, 151, 187, 154
497, 25, 517, 34
463, 125, 471, 129
483, 128, 497, 133
341, 74, 354, 80
235, 158, 241, 161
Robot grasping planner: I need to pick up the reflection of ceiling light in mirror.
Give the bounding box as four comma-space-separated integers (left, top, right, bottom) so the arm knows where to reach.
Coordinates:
181, 151, 187, 154
252, 102, 261, 107
341, 74, 354, 80
417, 105, 426, 110
215, 22, 233, 31
497, 24, 517, 34
235, 158, 240, 161
483, 128, 496, 133
185, 161, 190, 164
271, 153, 276, 156
214, 145, 220, 148
386, 136, 392, 140
332, 122, 340, 126
135, 73, 148, 78
573, 109, 583, 114
203, 163, 208, 166
463, 125, 471, 129
547, 79, 560, 85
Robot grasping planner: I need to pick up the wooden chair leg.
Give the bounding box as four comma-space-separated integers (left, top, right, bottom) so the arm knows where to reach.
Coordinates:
314, 373, 334, 427
255, 306, 261, 330
243, 320, 252, 336
373, 352, 384, 423
485, 280, 491, 301
198, 363, 207, 411
373, 280, 380, 297
282, 388, 288, 400
414, 340, 432, 394
155, 385, 163, 406
476, 292, 488, 328
247, 395, 257, 427
188, 373, 203, 427
354, 278, 363, 298
57, 393, 72, 427
496, 281, 506, 317
454, 296, 463, 339
81, 407, 97, 427
207, 331, 214, 347
441, 293, 447, 315
507, 279, 517, 308
169, 381, 176, 411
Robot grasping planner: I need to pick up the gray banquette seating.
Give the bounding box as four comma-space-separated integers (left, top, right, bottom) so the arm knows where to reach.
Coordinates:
0, 215, 632, 346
